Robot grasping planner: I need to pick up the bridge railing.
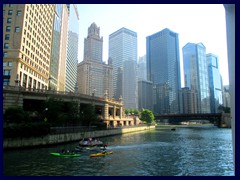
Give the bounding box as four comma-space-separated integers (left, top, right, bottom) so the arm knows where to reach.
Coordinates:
3, 85, 122, 104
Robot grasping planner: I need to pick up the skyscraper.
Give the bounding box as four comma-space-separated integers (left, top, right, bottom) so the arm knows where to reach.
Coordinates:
146, 28, 181, 114
77, 23, 113, 98
137, 55, 147, 81
109, 27, 138, 109
65, 4, 79, 92
207, 53, 223, 113
3, 4, 55, 90
182, 43, 210, 113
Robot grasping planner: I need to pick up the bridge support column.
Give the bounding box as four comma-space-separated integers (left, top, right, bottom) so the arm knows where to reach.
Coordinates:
103, 103, 109, 121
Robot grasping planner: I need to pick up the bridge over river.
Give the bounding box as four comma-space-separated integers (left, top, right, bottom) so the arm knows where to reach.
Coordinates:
155, 113, 231, 127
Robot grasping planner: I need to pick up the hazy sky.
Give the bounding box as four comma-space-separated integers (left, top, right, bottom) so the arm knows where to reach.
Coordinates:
77, 4, 229, 86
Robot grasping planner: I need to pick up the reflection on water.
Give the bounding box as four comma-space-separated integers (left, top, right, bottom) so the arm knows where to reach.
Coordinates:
3, 125, 234, 176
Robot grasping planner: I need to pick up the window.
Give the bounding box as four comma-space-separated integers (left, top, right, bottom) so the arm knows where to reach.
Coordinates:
4, 43, 9, 49
6, 26, 11, 32
17, 10, 22, 16
3, 78, 10, 86
9, 4, 13, 7
7, 18, 12, 23
3, 62, 12, 67
8, 10, 13, 15
3, 70, 11, 76
3, 52, 8, 57
15, 27, 20, 32
3, 10, 5, 15
5, 34, 10, 40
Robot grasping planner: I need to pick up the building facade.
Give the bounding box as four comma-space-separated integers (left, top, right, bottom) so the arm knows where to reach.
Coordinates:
77, 23, 113, 98
50, 4, 69, 91
65, 4, 79, 92
146, 28, 181, 114
182, 43, 210, 113
3, 4, 55, 90
137, 55, 147, 81
207, 53, 223, 113
138, 80, 153, 111
179, 87, 197, 114
109, 27, 138, 109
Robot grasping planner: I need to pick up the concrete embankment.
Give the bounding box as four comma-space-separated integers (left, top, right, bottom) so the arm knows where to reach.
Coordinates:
3, 125, 155, 149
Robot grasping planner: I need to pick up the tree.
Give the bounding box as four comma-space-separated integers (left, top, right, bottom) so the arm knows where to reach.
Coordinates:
80, 104, 100, 129
4, 106, 30, 124
140, 109, 155, 124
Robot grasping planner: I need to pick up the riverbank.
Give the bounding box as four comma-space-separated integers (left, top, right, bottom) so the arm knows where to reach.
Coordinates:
3, 125, 155, 149
156, 123, 216, 129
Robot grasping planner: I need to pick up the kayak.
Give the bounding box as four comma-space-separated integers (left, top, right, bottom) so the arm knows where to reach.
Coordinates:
90, 151, 113, 157
50, 152, 80, 157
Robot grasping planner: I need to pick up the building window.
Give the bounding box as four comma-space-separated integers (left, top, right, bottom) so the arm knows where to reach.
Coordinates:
9, 4, 13, 7
6, 26, 11, 32
7, 18, 12, 23
3, 62, 7, 67
3, 78, 10, 86
8, 10, 13, 15
15, 27, 20, 32
3, 52, 8, 57
5, 34, 10, 40
3, 10, 5, 15
8, 62, 13, 66
4, 43, 9, 49
17, 10, 22, 16
3, 70, 11, 76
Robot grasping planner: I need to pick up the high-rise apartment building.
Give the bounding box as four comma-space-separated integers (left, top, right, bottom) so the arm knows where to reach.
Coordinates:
146, 28, 181, 114
77, 23, 113, 98
3, 4, 55, 90
65, 4, 79, 92
182, 43, 210, 113
207, 53, 223, 113
109, 27, 138, 109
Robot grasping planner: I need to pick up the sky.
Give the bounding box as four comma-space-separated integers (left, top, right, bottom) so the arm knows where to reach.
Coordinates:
77, 4, 229, 86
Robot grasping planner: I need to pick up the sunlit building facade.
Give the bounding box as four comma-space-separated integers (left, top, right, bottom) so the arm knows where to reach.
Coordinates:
3, 4, 55, 90
182, 43, 210, 113
50, 4, 68, 91
207, 53, 223, 113
65, 4, 79, 92
146, 28, 181, 114
77, 23, 113, 98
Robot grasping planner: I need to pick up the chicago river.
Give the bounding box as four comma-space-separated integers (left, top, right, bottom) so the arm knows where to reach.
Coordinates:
3, 125, 233, 176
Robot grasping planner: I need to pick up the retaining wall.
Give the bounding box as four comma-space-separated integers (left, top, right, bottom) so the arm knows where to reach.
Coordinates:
3, 125, 155, 149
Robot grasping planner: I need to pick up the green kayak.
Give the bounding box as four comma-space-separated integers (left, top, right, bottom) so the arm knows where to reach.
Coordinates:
50, 152, 80, 157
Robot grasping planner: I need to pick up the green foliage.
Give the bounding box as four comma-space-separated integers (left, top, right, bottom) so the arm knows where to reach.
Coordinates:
4, 106, 30, 124
124, 108, 140, 116
217, 105, 231, 113
140, 109, 155, 124
80, 104, 100, 128
3, 122, 51, 138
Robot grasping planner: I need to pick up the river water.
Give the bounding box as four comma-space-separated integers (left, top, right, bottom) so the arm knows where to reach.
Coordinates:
3, 125, 234, 176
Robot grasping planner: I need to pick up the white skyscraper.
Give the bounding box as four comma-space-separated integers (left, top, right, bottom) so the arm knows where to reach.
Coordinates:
109, 27, 138, 109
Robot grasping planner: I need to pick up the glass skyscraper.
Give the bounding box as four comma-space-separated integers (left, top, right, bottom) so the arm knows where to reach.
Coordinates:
182, 43, 210, 113
109, 27, 138, 109
207, 53, 223, 113
65, 4, 79, 92
146, 28, 181, 114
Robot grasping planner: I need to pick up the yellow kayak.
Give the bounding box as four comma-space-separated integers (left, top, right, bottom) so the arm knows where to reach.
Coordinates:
89, 151, 113, 157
